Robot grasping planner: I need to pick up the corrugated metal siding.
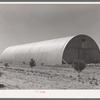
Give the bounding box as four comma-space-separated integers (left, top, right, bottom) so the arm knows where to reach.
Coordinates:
0, 36, 74, 65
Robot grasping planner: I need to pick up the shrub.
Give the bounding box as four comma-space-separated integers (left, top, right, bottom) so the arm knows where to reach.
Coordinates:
41, 63, 44, 66
72, 59, 86, 73
0, 72, 4, 77
4, 63, 9, 68
29, 58, 36, 68
0, 84, 5, 88
23, 62, 25, 64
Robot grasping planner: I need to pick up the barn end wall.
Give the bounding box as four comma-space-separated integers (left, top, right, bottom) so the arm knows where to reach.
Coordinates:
62, 35, 100, 64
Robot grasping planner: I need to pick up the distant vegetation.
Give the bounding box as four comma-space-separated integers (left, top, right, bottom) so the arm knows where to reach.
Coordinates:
29, 58, 36, 68
23, 62, 25, 64
72, 59, 86, 73
72, 59, 86, 79
41, 63, 44, 66
4, 63, 9, 68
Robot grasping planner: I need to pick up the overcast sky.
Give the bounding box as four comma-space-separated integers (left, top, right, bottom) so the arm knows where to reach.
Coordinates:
0, 4, 100, 55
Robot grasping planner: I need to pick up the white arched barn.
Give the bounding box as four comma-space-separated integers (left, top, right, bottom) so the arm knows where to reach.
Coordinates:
0, 34, 100, 65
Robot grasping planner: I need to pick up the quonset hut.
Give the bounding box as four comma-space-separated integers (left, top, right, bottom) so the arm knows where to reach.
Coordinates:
0, 34, 100, 66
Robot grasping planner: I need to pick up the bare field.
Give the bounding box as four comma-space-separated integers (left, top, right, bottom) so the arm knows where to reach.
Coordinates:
0, 64, 100, 89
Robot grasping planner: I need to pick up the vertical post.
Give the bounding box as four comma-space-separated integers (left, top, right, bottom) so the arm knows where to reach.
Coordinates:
78, 48, 79, 59
84, 48, 85, 60
82, 38, 86, 60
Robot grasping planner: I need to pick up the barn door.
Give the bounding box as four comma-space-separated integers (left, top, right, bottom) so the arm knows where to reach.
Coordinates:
78, 48, 90, 62
79, 49, 85, 60
78, 38, 90, 62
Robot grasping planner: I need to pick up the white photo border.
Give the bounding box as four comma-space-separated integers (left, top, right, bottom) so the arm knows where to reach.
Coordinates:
0, 2, 100, 98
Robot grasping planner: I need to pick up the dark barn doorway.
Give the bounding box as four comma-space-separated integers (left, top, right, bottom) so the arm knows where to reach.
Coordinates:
62, 35, 100, 64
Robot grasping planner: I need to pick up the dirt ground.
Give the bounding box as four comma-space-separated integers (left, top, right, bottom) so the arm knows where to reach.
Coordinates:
0, 64, 100, 89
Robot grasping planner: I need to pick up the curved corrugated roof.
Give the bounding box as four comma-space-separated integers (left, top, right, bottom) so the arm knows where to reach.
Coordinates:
0, 35, 74, 65
1, 34, 100, 65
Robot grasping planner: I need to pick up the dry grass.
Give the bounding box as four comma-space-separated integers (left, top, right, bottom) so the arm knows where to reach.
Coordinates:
0, 64, 100, 89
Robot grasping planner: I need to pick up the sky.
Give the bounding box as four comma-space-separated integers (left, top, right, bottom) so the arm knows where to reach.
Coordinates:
0, 4, 100, 55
